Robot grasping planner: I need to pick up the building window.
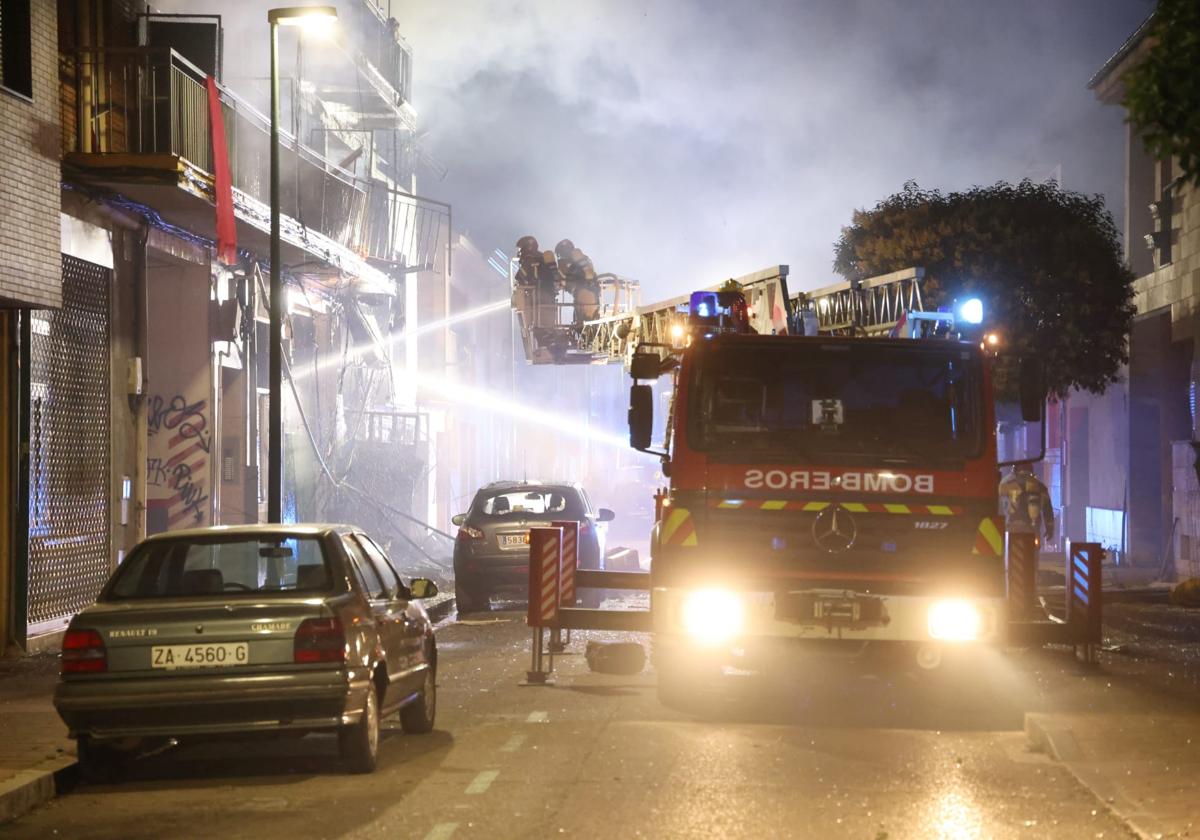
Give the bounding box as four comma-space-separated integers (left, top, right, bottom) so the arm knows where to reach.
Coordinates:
0, 0, 33, 98
1086, 506, 1125, 558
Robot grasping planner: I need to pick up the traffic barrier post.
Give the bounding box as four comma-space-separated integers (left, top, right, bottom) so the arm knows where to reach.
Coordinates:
524, 526, 562, 685
1066, 541, 1104, 663
1006, 531, 1038, 621
549, 520, 579, 653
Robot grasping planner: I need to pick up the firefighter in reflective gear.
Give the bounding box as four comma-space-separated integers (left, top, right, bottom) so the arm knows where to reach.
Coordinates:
513, 236, 558, 329
555, 239, 601, 323
999, 463, 1055, 539
512, 235, 538, 327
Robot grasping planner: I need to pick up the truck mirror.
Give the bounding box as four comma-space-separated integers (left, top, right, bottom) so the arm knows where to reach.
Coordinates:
631, 352, 661, 381
1019, 357, 1045, 423
629, 384, 654, 450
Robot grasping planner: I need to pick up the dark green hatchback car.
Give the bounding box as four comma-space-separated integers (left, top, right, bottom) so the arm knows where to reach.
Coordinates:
55, 524, 440, 778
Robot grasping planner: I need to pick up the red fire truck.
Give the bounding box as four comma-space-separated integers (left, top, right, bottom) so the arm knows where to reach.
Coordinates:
628, 285, 1044, 705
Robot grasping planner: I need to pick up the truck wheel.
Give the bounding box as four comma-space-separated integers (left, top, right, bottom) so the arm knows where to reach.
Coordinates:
400, 664, 437, 734
339, 683, 380, 774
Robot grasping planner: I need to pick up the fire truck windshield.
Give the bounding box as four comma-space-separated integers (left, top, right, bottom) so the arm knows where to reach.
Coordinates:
688, 341, 983, 463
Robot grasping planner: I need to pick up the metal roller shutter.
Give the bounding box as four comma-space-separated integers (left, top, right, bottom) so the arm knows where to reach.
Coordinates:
27, 255, 111, 634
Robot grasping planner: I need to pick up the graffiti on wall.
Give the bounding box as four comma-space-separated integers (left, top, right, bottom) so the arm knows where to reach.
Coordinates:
147, 393, 211, 527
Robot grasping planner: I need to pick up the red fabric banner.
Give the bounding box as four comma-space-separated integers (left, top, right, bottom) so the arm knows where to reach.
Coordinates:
206, 76, 238, 266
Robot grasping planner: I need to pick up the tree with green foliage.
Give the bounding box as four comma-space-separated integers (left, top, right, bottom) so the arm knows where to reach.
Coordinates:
1123, 0, 1200, 185
833, 180, 1135, 398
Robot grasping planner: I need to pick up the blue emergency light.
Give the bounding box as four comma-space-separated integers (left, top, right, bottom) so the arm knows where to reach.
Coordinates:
690, 292, 717, 319
687, 289, 752, 335
958, 297, 984, 325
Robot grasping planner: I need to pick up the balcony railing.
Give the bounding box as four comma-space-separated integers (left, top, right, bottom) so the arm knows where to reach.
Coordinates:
351, 0, 413, 105
62, 46, 444, 274
346, 409, 427, 446
65, 46, 367, 251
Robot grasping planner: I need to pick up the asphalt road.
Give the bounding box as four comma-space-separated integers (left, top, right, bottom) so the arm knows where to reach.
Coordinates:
0, 598, 1134, 840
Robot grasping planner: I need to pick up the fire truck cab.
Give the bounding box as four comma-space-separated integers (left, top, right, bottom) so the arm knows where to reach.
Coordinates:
631, 289, 1036, 705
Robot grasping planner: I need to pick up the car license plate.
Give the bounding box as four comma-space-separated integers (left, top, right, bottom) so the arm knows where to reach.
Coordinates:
151, 642, 249, 670
501, 534, 528, 547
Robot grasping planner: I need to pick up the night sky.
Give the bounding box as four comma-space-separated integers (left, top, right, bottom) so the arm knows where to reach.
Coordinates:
392, 0, 1153, 297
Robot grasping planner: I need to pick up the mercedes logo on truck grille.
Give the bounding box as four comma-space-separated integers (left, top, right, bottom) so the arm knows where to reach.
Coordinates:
812, 505, 858, 553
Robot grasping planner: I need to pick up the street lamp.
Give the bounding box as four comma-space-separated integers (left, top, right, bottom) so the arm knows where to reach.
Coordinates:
267, 5, 337, 523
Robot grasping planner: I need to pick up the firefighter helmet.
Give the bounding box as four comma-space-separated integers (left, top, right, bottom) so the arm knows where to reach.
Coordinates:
516, 235, 539, 255
554, 239, 576, 262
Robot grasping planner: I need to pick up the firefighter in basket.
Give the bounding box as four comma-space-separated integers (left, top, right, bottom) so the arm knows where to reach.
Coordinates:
555, 239, 601, 324
514, 236, 559, 331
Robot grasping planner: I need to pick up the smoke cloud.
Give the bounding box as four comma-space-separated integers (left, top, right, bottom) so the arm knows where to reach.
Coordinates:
392, 0, 1152, 297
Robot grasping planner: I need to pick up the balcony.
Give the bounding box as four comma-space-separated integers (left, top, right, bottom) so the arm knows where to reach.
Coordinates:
313, 0, 415, 128
60, 47, 441, 290
347, 408, 428, 447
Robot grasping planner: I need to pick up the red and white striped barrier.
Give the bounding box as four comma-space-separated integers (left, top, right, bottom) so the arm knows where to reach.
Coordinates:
551, 520, 578, 607
527, 526, 563, 628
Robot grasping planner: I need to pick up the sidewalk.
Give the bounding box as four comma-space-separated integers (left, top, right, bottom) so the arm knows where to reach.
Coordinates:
0, 654, 76, 825
0, 593, 457, 826
1024, 602, 1200, 839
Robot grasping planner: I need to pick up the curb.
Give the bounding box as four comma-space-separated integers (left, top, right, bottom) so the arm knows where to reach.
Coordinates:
1024, 713, 1167, 840
0, 598, 456, 827
426, 594, 456, 625
0, 758, 77, 826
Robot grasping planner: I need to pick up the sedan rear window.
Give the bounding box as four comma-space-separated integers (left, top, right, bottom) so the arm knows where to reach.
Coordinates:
473, 487, 586, 520
107, 537, 332, 599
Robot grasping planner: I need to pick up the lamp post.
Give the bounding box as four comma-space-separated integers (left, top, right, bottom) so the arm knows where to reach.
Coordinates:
266, 5, 337, 523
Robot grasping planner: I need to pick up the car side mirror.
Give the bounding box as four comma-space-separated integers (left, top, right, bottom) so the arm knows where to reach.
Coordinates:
410, 578, 439, 600
451, 513, 466, 527
1018, 357, 1045, 423
597, 508, 615, 522
629, 384, 653, 450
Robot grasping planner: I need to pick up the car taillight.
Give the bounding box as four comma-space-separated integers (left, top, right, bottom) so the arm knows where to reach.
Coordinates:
294, 617, 346, 664
457, 525, 485, 541
61, 629, 107, 674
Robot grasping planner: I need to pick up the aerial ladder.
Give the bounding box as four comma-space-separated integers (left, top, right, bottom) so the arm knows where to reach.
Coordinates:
511, 261, 925, 367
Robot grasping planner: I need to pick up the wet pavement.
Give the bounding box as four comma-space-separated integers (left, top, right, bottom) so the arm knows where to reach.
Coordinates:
0, 594, 1157, 840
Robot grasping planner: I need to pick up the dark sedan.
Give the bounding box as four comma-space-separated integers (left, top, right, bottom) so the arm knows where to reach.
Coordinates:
55, 524, 439, 779
451, 481, 614, 612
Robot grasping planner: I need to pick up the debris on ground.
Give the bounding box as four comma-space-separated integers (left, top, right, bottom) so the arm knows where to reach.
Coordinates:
584, 641, 646, 675
1170, 578, 1200, 608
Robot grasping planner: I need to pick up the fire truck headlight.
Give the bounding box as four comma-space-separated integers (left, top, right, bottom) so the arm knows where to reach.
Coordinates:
927, 599, 983, 642
681, 589, 744, 645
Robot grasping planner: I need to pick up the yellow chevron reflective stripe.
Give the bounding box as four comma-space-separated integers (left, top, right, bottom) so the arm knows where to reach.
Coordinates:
972, 517, 1004, 556
661, 507, 698, 547
709, 500, 966, 515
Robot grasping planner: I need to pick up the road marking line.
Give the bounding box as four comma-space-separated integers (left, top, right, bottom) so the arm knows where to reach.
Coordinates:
465, 769, 500, 795
526, 710, 548, 723
500, 733, 527, 752
424, 823, 458, 840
